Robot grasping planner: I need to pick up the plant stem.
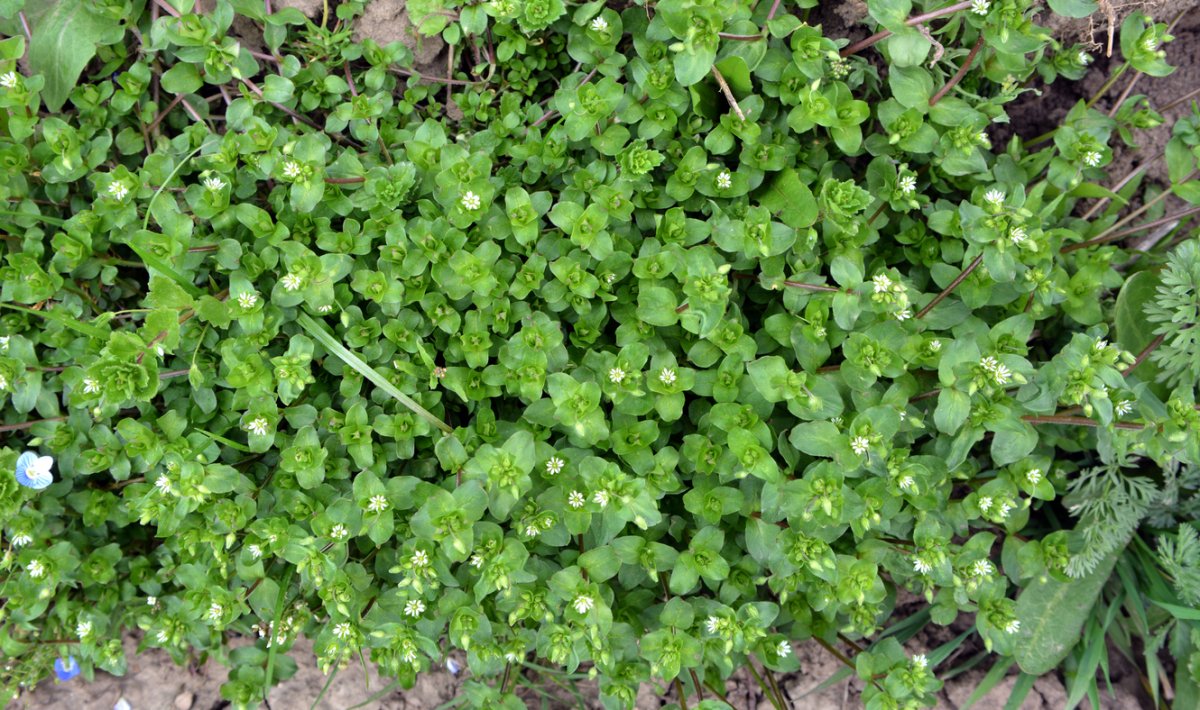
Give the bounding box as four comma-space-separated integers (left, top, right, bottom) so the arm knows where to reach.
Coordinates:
1080, 158, 1157, 221
689, 669, 705, 702
711, 66, 746, 121
1062, 173, 1198, 253
718, 32, 764, 41
841, 1, 973, 57
782, 280, 841, 293
930, 36, 985, 106
1123, 333, 1166, 376
1101, 205, 1200, 245
1160, 85, 1200, 114
916, 253, 983, 318
325, 176, 366, 185
1084, 62, 1129, 110
745, 661, 783, 710
1021, 414, 1144, 430
675, 677, 689, 710
0, 416, 67, 433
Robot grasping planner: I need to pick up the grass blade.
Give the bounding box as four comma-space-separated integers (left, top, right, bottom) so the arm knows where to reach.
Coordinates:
309, 664, 340, 710
297, 313, 453, 435
1003, 673, 1036, 710
264, 567, 295, 701
0, 302, 109, 339
959, 658, 1012, 710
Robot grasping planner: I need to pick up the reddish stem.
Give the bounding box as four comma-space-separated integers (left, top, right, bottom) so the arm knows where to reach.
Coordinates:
916, 254, 982, 319
930, 36, 985, 106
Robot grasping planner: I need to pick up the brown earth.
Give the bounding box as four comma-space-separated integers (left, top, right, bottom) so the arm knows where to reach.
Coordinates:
17, 2, 1200, 709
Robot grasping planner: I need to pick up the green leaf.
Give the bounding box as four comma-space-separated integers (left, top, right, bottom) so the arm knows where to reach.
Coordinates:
1114, 269, 1161, 377
1048, 0, 1098, 18
1014, 551, 1120, 675
26, 0, 125, 111
296, 314, 453, 435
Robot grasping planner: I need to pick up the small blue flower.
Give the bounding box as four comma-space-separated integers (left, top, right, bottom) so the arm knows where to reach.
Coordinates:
14, 451, 54, 490
54, 656, 80, 681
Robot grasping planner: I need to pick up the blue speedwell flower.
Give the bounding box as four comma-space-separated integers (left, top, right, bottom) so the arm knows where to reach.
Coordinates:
14, 451, 54, 490
54, 656, 80, 681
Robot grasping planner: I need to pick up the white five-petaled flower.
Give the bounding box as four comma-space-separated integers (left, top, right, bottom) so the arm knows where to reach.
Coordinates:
898, 475, 915, 492
248, 544, 263, 559
318, 304, 333, 313
108, 181, 130, 201
469, 554, 484, 568
412, 550, 429, 568
202, 176, 226, 191
1026, 468, 1042, 485
333, 622, 352, 640
970, 0, 989, 15
28, 559, 46, 578
568, 490, 585, 509
83, 377, 100, 394
156, 630, 170, 644
593, 490, 610, 508
154, 475, 173, 496
980, 356, 1011, 385
237, 292, 258, 309
281, 160, 303, 180
659, 367, 676, 386
525, 524, 540, 537
461, 191, 482, 210
1115, 399, 1133, 416
1004, 619, 1020, 634
589, 16, 608, 32
367, 494, 389, 513
0, 335, 8, 350
1078, 50, 1091, 65
898, 175, 917, 194
850, 436, 870, 456
12, 532, 32, 546
0, 72, 18, 89
778, 641, 792, 658
997, 500, 1013, 518
1081, 150, 1102, 168
1009, 227, 1027, 245
77, 620, 92, 639
1141, 36, 1159, 52
978, 495, 993, 513
894, 307, 912, 322
330, 524, 348, 541
872, 273, 894, 293
572, 595, 594, 614
545, 456, 565, 475
705, 615, 720, 634
244, 417, 269, 437
404, 599, 425, 617
913, 556, 932, 575
207, 603, 223, 621
984, 188, 1005, 206
973, 559, 994, 577
716, 171, 733, 190
912, 654, 928, 669
929, 339, 942, 352
281, 273, 303, 291
608, 367, 626, 384
147, 596, 158, 607
0, 373, 10, 391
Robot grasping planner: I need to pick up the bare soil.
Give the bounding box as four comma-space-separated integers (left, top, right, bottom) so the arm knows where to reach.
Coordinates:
17, 2, 1200, 709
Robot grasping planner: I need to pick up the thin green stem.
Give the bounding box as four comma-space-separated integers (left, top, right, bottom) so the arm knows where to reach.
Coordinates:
916, 253, 983, 318
745, 661, 782, 710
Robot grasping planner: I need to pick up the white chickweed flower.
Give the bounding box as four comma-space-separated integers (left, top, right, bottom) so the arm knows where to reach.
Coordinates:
778, 641, 792, 658
851, 436, 870, 456
333, 622, 352, 640
1115, 399, 1133, 416
281, 273, 303, 291
545, 456, 565, 475
28, 559, 46, 578
913, 556, 932, 575
248, 544, 263, 559
971, 0, 990, 15
978, 495, 993, 513
998, 500, 1013, 518
412, 550, 429, 567
107, 181, 129, 201
12, 532, 32, 546
1004, 619, 1020, 634
207, 603, 223, 621
367, 494, 389, 513
984, 189, 1005, 206
237, 292, 258, 309
460, 191, 482, 210
281, 160, 303, 180
77, 621, 92, 639
404, 599, 426, 617
244, 417, 269, 437
593, 490, 609, 508
568, 490, 585, 509
912, 654, 928, 669
330, 524, 348, 541
147, 596, 158, 607
156, 630, 170, 644
83, 378, 100, 394
1009, 227, 1027, 246
572, 595, 594, 614
154, 475, 173, 495
716, 171, 733, 189
1026, 468, 1043, 485
589, 16, 608, 32
872, 274, 894, 293
705, 616, 720, 634
898, 175, 917, 194
1081, 150, 1102, 168
202, 176, 226, 191
973, 559, 994, 577
929, 339, 942, 352
659, 367, 676, 386
898, 475, 915, 492
608, 367, 626, 384
1078, 50, 1091, 65
0, 72, 18, 89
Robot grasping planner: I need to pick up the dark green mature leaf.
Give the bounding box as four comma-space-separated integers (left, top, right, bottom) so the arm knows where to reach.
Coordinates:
26, 0, 125, 110
1014, 551, 1120, 675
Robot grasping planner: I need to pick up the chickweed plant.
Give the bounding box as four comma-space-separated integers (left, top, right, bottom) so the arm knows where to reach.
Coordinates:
1, 1, 1200, 708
